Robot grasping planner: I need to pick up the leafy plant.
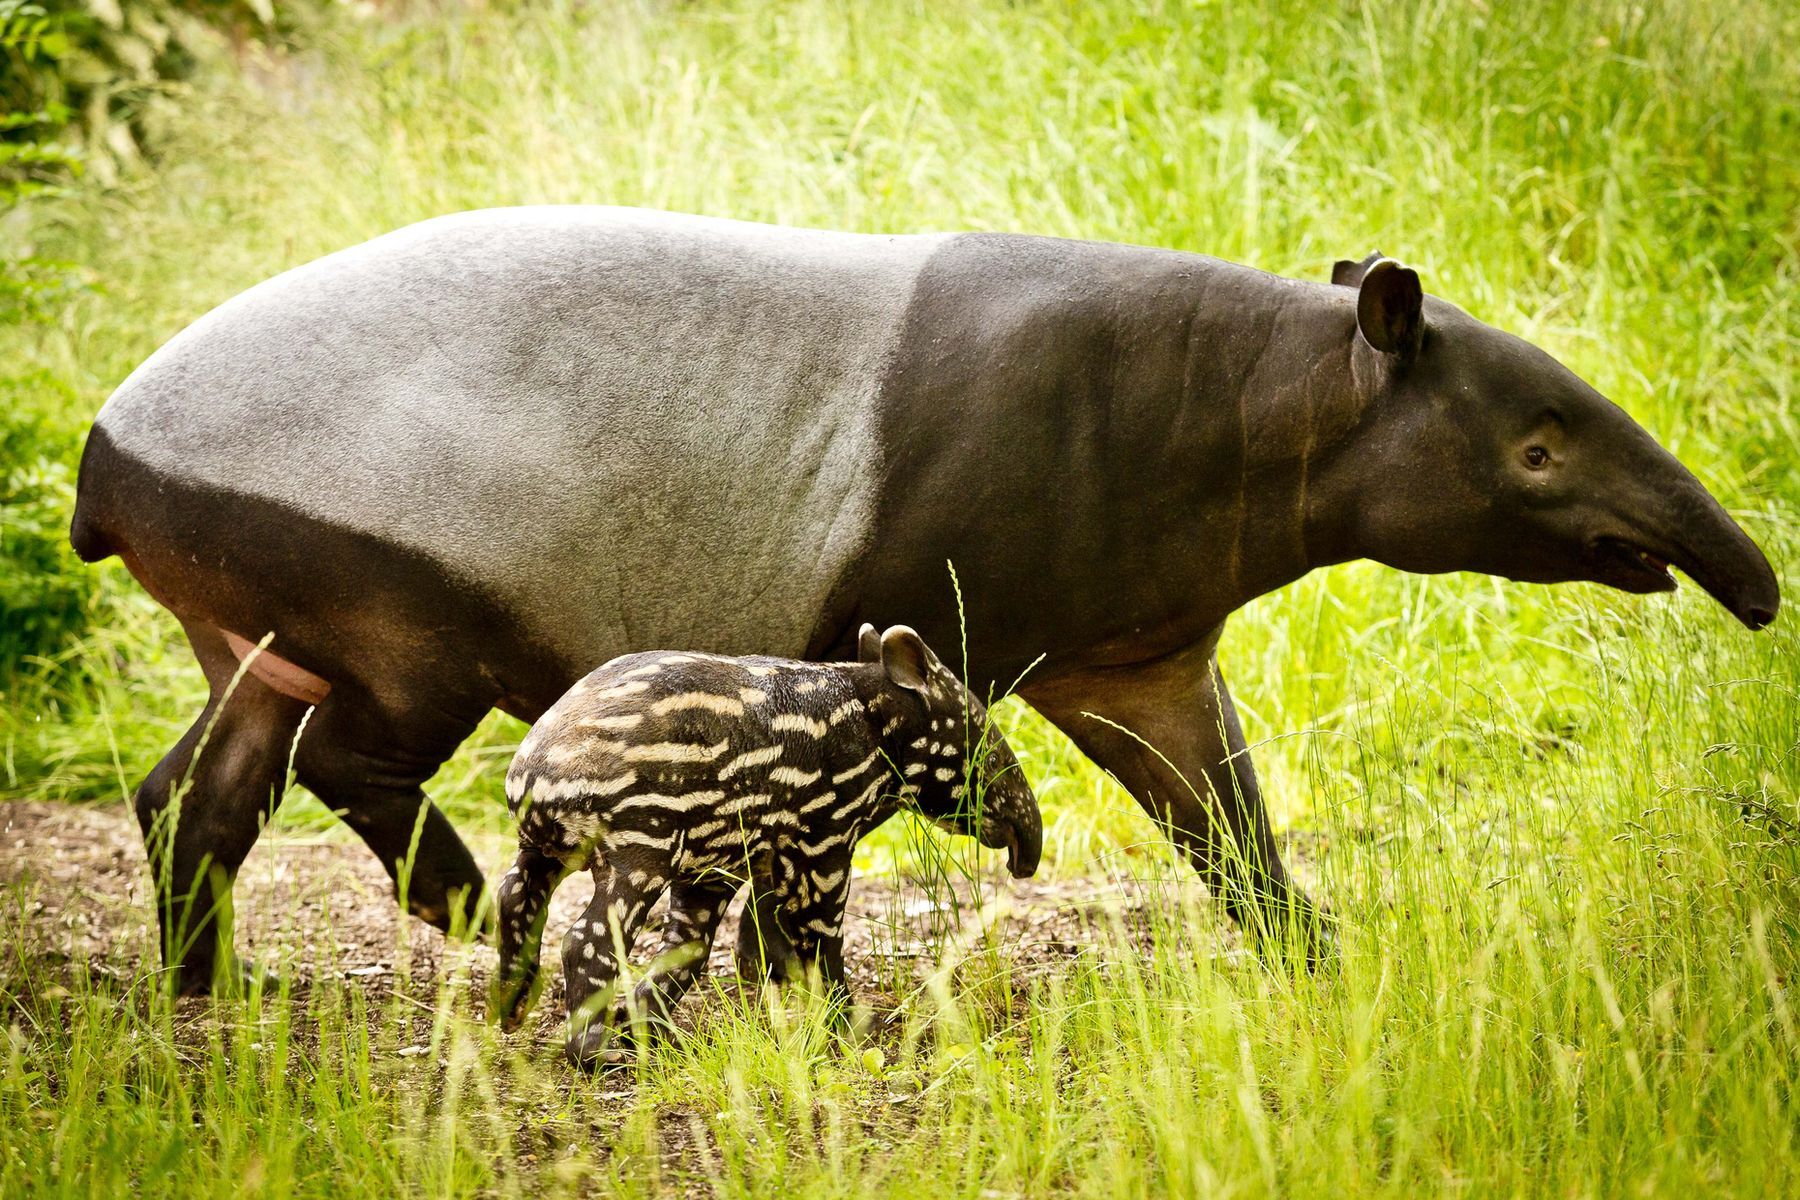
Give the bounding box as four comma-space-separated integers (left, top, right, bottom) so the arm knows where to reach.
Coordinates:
0, 1, 313, 676
1, 0, 294, 189
0, 390, 88, 676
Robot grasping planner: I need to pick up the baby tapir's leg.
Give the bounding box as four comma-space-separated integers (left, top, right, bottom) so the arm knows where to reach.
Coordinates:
631, 878, 738, 1031
736, 879, 795, 982
779, 849, 855, 1010
564, 860, 666, 1068
492, 846, 563, 1030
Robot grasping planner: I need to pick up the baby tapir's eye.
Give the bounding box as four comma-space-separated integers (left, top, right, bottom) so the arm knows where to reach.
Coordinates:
1523, 445, 1550, 469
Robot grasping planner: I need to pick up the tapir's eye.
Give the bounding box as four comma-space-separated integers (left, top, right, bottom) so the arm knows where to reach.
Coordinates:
1523, 445, 1551, 469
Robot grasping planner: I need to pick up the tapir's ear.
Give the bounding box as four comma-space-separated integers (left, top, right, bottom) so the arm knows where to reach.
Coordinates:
879, 625, 930, 691
1356, 258, 1424, 358
1331, 250, 1385, 288
857, 622, 881, 663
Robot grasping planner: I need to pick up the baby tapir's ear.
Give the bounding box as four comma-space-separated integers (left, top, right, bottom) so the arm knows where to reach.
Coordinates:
879, 625, 931, 691
857, 622, 882, 664
1331, 250, 1385, 288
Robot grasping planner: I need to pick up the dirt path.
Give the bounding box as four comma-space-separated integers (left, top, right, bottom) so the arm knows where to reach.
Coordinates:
0, 799, 1242, 1035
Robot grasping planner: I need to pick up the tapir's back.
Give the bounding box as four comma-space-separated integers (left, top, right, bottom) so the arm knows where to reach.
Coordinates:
81, 208, 948, 675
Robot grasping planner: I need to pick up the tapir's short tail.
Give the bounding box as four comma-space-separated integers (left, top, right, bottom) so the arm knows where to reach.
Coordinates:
68, 428, 119, 564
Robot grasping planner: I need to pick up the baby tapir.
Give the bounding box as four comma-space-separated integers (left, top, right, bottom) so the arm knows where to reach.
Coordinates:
494, 623, 1042, 1067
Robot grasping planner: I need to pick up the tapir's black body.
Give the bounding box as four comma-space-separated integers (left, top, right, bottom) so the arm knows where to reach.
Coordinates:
71, 208, 1780, 989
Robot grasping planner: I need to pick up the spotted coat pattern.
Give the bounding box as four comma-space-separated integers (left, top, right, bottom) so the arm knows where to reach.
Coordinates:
492, 625, 1041, 1067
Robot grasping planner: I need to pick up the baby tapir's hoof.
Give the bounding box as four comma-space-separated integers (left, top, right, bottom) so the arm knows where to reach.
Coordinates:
565, 1024, 635, 1071
488, 974, 538, 1033
493, 997, 530, 1035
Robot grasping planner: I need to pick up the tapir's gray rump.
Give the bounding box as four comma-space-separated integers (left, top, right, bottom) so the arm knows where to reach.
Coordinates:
92, 208, 950, 667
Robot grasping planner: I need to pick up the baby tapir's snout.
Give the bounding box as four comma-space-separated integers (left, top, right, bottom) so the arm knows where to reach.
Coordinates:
851, 622, 1042, 879
971, 739, 1040, 878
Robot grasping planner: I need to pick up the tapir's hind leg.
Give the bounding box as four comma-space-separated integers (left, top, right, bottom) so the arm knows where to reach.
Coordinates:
293, 684, 489, 938
136, 621, 311, 994
734, 889, 796, 982
633, 878, 738, 1030
562, 859, 667, 1069
492, 846, 563, 1029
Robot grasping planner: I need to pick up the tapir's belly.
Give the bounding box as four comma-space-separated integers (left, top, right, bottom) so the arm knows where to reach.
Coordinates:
93, 208, 947, 670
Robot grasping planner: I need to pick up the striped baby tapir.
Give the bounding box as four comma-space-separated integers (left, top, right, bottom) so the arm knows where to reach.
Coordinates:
494, 622, 1042, 1067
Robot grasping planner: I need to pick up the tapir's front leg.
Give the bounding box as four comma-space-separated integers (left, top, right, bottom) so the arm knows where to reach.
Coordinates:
775, 848, 854, 1014
735, 885, 794, 982
630, 878, 738, 1031
1025, 635, 1328, 960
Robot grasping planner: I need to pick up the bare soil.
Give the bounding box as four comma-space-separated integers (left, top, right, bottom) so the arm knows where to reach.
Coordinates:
0, 799, 1249, 1035
0, 799, 1288, 1193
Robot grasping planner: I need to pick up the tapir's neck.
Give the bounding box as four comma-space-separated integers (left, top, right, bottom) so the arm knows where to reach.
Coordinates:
861, 236, 1383, 675
1113, 266, 1377, 631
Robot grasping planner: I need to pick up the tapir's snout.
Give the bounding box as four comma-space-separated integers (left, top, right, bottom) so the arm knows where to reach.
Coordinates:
1677, 506, 1780, 631
1005, 800, 1043, 879
1591, 439, 1781, 631
978, 774, 1042, 879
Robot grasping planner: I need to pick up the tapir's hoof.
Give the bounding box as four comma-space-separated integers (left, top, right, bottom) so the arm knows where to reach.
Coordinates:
1304, 917, 1342, 975
564, 1026, 634, 1071
176, 955, 279, 999
489, 980, 534, 1031
494, 1001, 529, 1034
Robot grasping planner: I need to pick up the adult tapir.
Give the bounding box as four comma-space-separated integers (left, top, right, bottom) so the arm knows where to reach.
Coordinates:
71, 207, 1780, 992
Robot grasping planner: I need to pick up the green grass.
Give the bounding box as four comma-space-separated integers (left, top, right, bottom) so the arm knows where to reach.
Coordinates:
3, 0, 1799, 1193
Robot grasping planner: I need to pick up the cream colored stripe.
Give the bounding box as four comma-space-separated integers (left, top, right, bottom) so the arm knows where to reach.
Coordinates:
624, 739, 731, 763
650, 691, 745, 717
592, 680, 652, 701
612, 790, 724, 812
797, 788, 840, 813
798, 831, 851, 857
719, 745, 783, 778
530, 771, 638, 803
831, 749, 880, 784
718, 793, 771, 817
831, 779, 885, 823
578, 713, 643, 732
